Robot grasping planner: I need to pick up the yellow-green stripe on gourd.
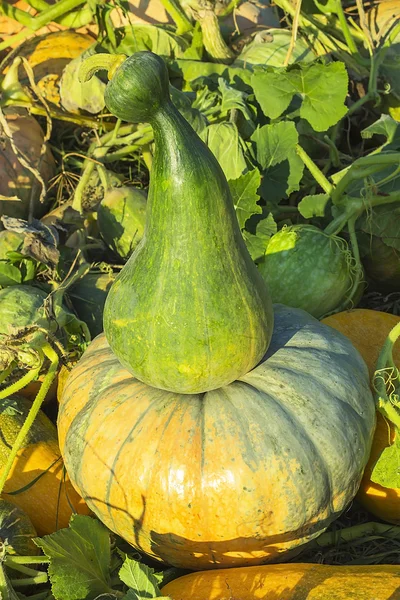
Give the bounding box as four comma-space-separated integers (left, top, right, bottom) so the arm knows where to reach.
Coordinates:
102, 51, 274, 394
58, 305, 375, 570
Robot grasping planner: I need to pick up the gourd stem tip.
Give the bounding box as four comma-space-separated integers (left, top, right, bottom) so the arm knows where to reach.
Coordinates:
78, 54, 127, 84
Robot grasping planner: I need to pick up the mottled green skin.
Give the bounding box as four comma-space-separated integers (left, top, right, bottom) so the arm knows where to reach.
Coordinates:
69, 272, 115, 338
259, 225, 357, 319
0, 498, 38, 556
103, 52, 273, 393
97, 187, 147, 260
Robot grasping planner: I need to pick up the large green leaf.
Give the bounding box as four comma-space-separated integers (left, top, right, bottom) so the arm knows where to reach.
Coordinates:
120, 557, 166, 599
371, 428, 400, 489
250, 122, 304, 204
252, 62, 348, 131
361, 114, 400, 152
206, 123, 247, 180
229, 169, 262, 229
35, 515, 113, 600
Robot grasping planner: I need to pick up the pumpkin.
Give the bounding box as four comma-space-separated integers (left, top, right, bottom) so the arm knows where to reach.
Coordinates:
0, 108, 55, 220
161, 562, 400, 599
1, 30, 94, 106
97, 186, 147, 261
322, 308, 400, 524
258, 225, 361, 319
0, 395, 89, 536
0, 498, 38, 556
101, 51, 273, 393
58, 304, 375, 570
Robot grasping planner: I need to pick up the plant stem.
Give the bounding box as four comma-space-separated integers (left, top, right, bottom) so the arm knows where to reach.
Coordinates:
334, 0, 359, 56
159, 0, 193, 34
373, 322, 400, 429
311, 522, 400, 548
4, 562, 44, 577
5, 557, 49, 565
0, 343, 59, 496
0, 0, 85, 30
11, 573, 48, 586
296, 144, 333, 194
0, 366, 41, 401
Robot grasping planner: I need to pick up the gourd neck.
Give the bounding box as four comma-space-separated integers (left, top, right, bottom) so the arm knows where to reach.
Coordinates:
150, 99, 201, 151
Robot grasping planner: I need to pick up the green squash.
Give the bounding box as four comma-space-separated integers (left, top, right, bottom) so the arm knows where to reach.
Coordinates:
258, 225, 361, 319
103, 52, 273, 394
97, 186, 147, 260
69, 270, 116, 338
0, 499, 38, 556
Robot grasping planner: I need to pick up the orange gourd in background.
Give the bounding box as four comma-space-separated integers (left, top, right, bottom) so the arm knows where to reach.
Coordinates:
322, 308, 400, 524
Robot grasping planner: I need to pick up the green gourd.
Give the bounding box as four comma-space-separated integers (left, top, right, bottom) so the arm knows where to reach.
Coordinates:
101, 52, 273, 394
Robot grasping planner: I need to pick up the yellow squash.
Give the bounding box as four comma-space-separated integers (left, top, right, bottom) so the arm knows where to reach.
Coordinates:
0, 395, 90, 536
161, 563, 400, 599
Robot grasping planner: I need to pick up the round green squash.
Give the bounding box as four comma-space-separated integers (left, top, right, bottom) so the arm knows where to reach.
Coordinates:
0, 499, 38, 556
102, 51, 273, 394
58, 304, 375, 570
97, 186, 147, 260
258, 225, 361, 319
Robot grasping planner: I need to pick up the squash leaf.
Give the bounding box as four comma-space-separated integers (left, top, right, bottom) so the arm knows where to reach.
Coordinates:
119, 557, 167, 599
361, 114, 400, 152
242, 213, 277, 262
250, 121, 304, 205
252, 62, 348, 131
0, 262, 22, 287
298, 193, 330, 218
206, 123, 247, 181
371, 428, 400, 489
229, 169, 262, 229
35, 515, 113, 600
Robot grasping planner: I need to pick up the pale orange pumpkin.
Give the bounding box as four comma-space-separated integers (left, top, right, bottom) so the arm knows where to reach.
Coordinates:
322, 308, 400, 524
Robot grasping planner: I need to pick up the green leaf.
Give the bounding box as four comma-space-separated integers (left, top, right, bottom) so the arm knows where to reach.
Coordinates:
218, 78, 254, 126
361, 114, 400, 151
357, 203, 400, 252
229, 169, 262, 229
298, 193, 330, 218
110, 24, 188, 58
0, 262, 22, 287
242, 213, 277, 261
182, 22, 203, 60
35, 515, 113, 600
119, 557, 165, 599
206, 123, 247, 181
250, 122, 304, 204
371, 427, 400, 489
170, 59, 253, 88
252, 62, 349, 131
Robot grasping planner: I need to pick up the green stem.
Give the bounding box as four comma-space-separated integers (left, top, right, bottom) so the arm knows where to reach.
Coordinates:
334, 0, 359, 56
158, 0, 193, 34
0, 562, 19, 600
197, 7, 234, 63
0, 344, 59, 496
4, 562, 44, 577
0, 366, 41, 401
311, 522, 400, 548
373, 323, 400, 429
79, 54, 127, 84
0, 0, 85, 30
295, 144, 333, 194
141, 144, 153, 172
10, 573, 48, 586
0, 364, 14, 386
5, 557, 49, 565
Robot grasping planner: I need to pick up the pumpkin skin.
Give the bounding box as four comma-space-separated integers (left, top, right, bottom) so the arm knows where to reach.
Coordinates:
0, 498, 38, 556
0, 395, 89, 536
103, 52, 273, 394
58, 305, 375, 570
322, 309, 400, 524
161, 563, 400, 599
